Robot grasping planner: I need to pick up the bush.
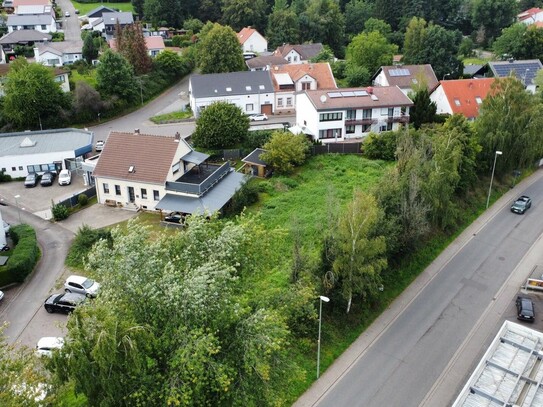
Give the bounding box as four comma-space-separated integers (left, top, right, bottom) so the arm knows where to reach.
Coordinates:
362, 131, 399, 161
223, 180, 259, 216
0, 170, 12, 182
78, 194, 89, 206
4, 224, 39, 282
52, 203, 69, 221
66, 225, 112, 269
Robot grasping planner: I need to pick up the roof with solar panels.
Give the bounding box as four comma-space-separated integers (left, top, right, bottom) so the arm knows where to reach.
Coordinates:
488, 59, 542, 86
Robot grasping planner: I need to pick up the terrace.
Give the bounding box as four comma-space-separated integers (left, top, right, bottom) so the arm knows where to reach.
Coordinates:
165, 162, 231, 196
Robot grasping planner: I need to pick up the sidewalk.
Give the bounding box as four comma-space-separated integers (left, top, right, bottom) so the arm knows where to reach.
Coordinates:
294, 168, 543, 407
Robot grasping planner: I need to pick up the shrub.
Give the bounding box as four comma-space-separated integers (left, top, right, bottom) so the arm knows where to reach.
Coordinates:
223, 179, 259, 216
78, 194, 89, 206
5, 224, 39, 282
0, 170, 12, 182
52, 202, 69, 221
362, 131, 399, 161
66, 225, 112, 269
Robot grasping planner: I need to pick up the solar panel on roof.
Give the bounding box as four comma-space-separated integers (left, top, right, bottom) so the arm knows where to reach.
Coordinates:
340, 91, 355, 97
353, 90, 368, 96
389, 68, 410, 77
328, 92, 342, 98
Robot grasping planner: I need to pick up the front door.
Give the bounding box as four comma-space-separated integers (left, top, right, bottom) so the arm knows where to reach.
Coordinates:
128, 187, 135, 203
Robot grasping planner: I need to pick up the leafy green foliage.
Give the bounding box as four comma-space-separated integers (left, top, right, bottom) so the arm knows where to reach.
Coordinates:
261, 132, 311, 174
493, 24, 543, 61
77, 194, 89, 207
345, 0, 375, 39
197, 23, 245, 74
266, 7, 300, 50
183, 17, 204, 33
299, 0, 346, 57
96, 49, 137, 102
0, 170, 12, 182
5, 224, 39, 283
192, 102, 249, 149
362, 131, 399, 161
115, 21, 152, 75
347, 31, 397, 78
221, 0, 268, 32
470, 0, 518, 45
82, 32, 98, 64
154, 50, 188, 78
65, 225, 112, 269
223, 179, 259, 216
409, 88, 437, 129
52, 203, 69, 221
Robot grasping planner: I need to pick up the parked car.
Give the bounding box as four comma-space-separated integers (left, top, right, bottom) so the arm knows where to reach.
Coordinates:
0, 290, 4, 301
64, 275, 100, 298
36, 337, 64, 357
40, 171, 56, 187
64, 11, 70, 17
249, 113, 268, 121
74, 9, 79, 14
516, 296, 535, 322
44, 292, 86, 313
3, 220, 9, 236
95, 140, 105, 152
58, 169, 71, 186
24, 173, 39, 187
511, 195, 532, 214
164, 212, 184, 224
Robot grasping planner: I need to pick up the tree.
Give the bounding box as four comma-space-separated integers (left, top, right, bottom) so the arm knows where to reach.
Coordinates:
221, 0, 268, 32
266, 7, 300, 50
131, 0, 145, 19
96, 49, 137, 102
346, 31, 397, 78
116, 22, 152, 75
409, 88, 437, 129
3, 58, 71, 130
299, 0, 346, 57
260, 131, 311, 174
471, 0, 518, 45
154, 50, 188, 78
192, 101, 249, 149
345, 0, 374, 39
493, 24, 543, 61
198, 24, 245, 74
331, 191, 387, 313
363, 18, 392, 39
82, 31, 98, 64
73, 82, 104, 121
183, 17, 204, 33
402, 17, 427, 65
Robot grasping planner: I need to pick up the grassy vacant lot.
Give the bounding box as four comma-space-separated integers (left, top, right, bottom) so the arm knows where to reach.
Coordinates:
71, 1, 134, 15
149, 110, 193, 123
70, 69, 97, 88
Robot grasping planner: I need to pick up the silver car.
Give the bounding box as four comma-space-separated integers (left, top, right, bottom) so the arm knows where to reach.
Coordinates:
64, 275, 100, 297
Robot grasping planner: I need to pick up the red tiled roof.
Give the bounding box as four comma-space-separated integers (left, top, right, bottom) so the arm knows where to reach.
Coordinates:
270, 63, 337, 91
518, 7, 543, 21
439, 78, 495, 118
13, 0, 50, 7
237, 27, 257, 44
93, 132, 180, 184
109, 36, 165, 51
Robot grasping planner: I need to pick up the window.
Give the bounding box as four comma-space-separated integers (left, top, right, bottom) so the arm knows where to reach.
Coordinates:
277, 98, 283, 107
363, 109, 372, 119
301, 82, 311, 90
388, 108, 394, 117
346, 109, 356, 120
41, 25, 46, 30
387, 122, 393, 131
18, 166, 23, 170
454, 99, 461, 106
318, 128, 342, 139
293, 56, 298, 62
379, 125, 387, 131
246, 103, 254, 111
103, 183, 110, 194
47, 59, 60, 65
286, 97, 292, 106
380, 108, 389, 116
362, 124, 371, 132
11, 167, 16, 171
153, 190, 160, 201
141, 188, 147, 199
346, 125, 355, 134
172, 162, 180, 174
1, 168, 5, 172
319, 112, 343, 121
287, 56, 291, 62
475, 96, 482, 104
115, 185, 121, 196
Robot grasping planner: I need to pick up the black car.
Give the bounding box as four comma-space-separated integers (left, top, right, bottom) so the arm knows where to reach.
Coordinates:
24, 173, 39, 187
40, 171, 56, 186
164, 212, 184, 224
511, 195, 532, 214
44, 293, 86, 314
516, 296, 535, 322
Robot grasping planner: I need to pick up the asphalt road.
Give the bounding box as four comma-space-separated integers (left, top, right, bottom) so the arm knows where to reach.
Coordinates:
57, 0, 83, 44
314, 176, 543, 407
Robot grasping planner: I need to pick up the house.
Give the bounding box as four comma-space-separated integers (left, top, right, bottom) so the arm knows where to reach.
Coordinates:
109, 35, 165, 57
237, 26, 267, 54
518, 7, 543, 24
93, 131, 247, 214
7, 12, 56, 33
12, 0, 49, 12
34, 40, 83, 66
372, 64, 439, 96
102, 11, 134, 39
189, 70, 275, 118
0, 29, 51, 62
0, 64, 70, 94
16, 4, 52, 15
246, 55, 288, 71
270, 62, 337, 114
487, 59, 542, 93
241, 148, 268, 177
86, 5, 115, 21
0, 128, 93, 178
274, 43, 324, 64
430, 78, 495, 120
295, 86, 413, 143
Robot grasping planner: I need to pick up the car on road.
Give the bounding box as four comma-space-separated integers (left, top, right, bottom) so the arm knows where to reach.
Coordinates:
40, 171, 56, 187
36, 337, 64, 357
164, 212, 184, 224
3, 220, 9, 236
95, 140, 105, 152
44, 292, 86, 314
74, 9, 79, 14
58, 169, 71, 186
511, 195, 532, 214
65, 11, 70, 17
249, 113, 268, 121
516, 296, 535, 322
64, 275, 100, 298
24, 173, 39, 187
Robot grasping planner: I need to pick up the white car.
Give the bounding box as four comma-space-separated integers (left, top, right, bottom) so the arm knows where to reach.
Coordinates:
36, 337, 64, 357
249, 113, 268, 121
64, 275, 100, 297
58, 169, 71, 186
65, 11, 70, 17
95, 140, 105, 152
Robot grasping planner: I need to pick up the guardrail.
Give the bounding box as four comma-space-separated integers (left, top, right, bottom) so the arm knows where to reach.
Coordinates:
165, 162, 230, 196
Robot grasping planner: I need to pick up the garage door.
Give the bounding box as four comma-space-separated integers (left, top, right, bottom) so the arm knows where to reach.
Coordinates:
261, 104, 273, 115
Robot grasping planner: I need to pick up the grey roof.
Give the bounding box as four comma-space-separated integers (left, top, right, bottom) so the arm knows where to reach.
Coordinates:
7, 14, 53, 25
156, 171, 247, 214
190, 71, 274, 98
87, 5, 115, 18
242, 148, 267, 166
102, 11, 134, 26
246, 55, 288, 70
488, 59, 542, 85
182, 150, 209, 165
463, 64, 484, 76
0, 128, 93, 157
37, 40, 83, 55
0, 29, 51, 44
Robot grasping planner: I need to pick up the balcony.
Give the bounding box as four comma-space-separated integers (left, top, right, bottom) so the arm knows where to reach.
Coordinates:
386, 115, 410, 124
165, 162, 231, 197
345, 118, 377, 126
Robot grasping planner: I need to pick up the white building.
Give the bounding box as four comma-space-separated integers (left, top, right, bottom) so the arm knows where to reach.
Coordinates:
0, 128, 93, 178
237, 26, 267, 54
295, 86, 413, 143
34, 41, 83, 66
372, 64, 439, 96
7, 13, 56, 34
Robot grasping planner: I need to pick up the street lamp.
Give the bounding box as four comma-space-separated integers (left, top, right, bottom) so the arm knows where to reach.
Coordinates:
317, 295, 330, 379
486, 150, 502, 209
14, 194, 21, 223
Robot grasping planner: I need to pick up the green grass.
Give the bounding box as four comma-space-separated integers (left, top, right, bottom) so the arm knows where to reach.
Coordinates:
149, 110, 193, 124
71, 1, 134, 15
70, 69, 97, 88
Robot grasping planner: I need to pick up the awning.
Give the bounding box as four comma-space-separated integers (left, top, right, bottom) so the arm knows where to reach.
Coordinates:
156, 171, 248, 214
181, 150, 209, 165
274, 73, 294, 86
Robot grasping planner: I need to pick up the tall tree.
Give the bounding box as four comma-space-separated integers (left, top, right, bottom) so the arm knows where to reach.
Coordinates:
198, 23, 245, 74
470, 0, 518, 45
116, 22, 152, 75
82, 31, 98, 64
131, 0, 145, 19
96, 49, 137, 102
266, 6, 300, 50
261, 131, 311, 174
346, 30, 397, 78
402, 17, 428, 65
221, 0, 269, 32
409, 88, 437, 129
345, 0, 374, 39
299, 0, 346, 57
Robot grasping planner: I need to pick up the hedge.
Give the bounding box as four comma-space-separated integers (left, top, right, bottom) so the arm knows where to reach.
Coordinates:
0, 224, 40, 284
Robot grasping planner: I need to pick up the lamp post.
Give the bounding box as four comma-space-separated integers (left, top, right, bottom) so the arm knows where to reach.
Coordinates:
486, 150, 502, 209
14, 194, 21, 223
317, 295, 330, 379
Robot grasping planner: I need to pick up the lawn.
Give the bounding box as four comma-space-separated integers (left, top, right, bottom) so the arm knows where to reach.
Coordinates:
71, 1, 134, 15
149, 110, 193, 124
70, 69, 98, 88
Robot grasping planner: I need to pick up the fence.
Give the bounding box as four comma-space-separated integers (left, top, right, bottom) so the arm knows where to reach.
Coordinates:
310, 142, 362, 155
56, 186, 96, 208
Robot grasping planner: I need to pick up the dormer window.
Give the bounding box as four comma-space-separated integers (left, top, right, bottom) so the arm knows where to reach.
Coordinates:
454, 99, 461, 106
475, 96, 482, 104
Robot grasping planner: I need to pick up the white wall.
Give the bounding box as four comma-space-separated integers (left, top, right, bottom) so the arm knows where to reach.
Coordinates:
430, 85, 453, 115
0, 150, 74, 178
96, 177, 165, 210
191, 92, 274, 118
372, 71, 389, 87
242, 32, 267, 53
285, 50, 302, 64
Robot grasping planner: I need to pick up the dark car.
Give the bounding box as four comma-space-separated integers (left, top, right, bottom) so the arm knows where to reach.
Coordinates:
511, 195, 532, 214
40, 171, 56, 186
164, 212, 184, 224
516, 296, 535, 322
44, 293, 86, 314
24, 173, 39, 187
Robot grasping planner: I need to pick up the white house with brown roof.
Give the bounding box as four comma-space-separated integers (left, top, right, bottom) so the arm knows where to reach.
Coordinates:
237, 26, 267, 53
33, 41, 83, 66
518, 7, 543, 25
109, 35, 165, 57
93, 131, 247, 214
274, 43, 324, 64
372, 64, 439, 96
295, 86, 413, 143
270, 62, 337, 114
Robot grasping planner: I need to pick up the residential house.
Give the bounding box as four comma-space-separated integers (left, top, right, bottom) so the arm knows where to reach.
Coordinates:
274, 43, 324, 64
241, 148, 268, 177
295, 86, 413, 143
102, 11, 133, 40
7, 12, 56, 33
189, 70, 275, 118
270, 62, 337, 114
93, 131, 247, 214
109, 35, 165, 57
86, 5, 115, 22
0, 29, 51, 62
237, 26, 267, 54
430, 78, 495, 120
372, 64, 439, 96
0, 63, 70, 94
16, 4, 52, 14
487, 59, 542, 93
34, 40, 83, 65
80, 5, 115, 32
246, 55, 288, 71
12, 0, 49, 13
518, 7, 543, 25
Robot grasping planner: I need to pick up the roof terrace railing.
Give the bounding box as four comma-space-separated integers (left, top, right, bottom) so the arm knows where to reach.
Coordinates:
165, 161, 231, 196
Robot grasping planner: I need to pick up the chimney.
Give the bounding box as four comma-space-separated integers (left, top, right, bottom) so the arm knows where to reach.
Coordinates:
367, 86, 373, 94
134, 128, 140, 134
174, 132, 181, 142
